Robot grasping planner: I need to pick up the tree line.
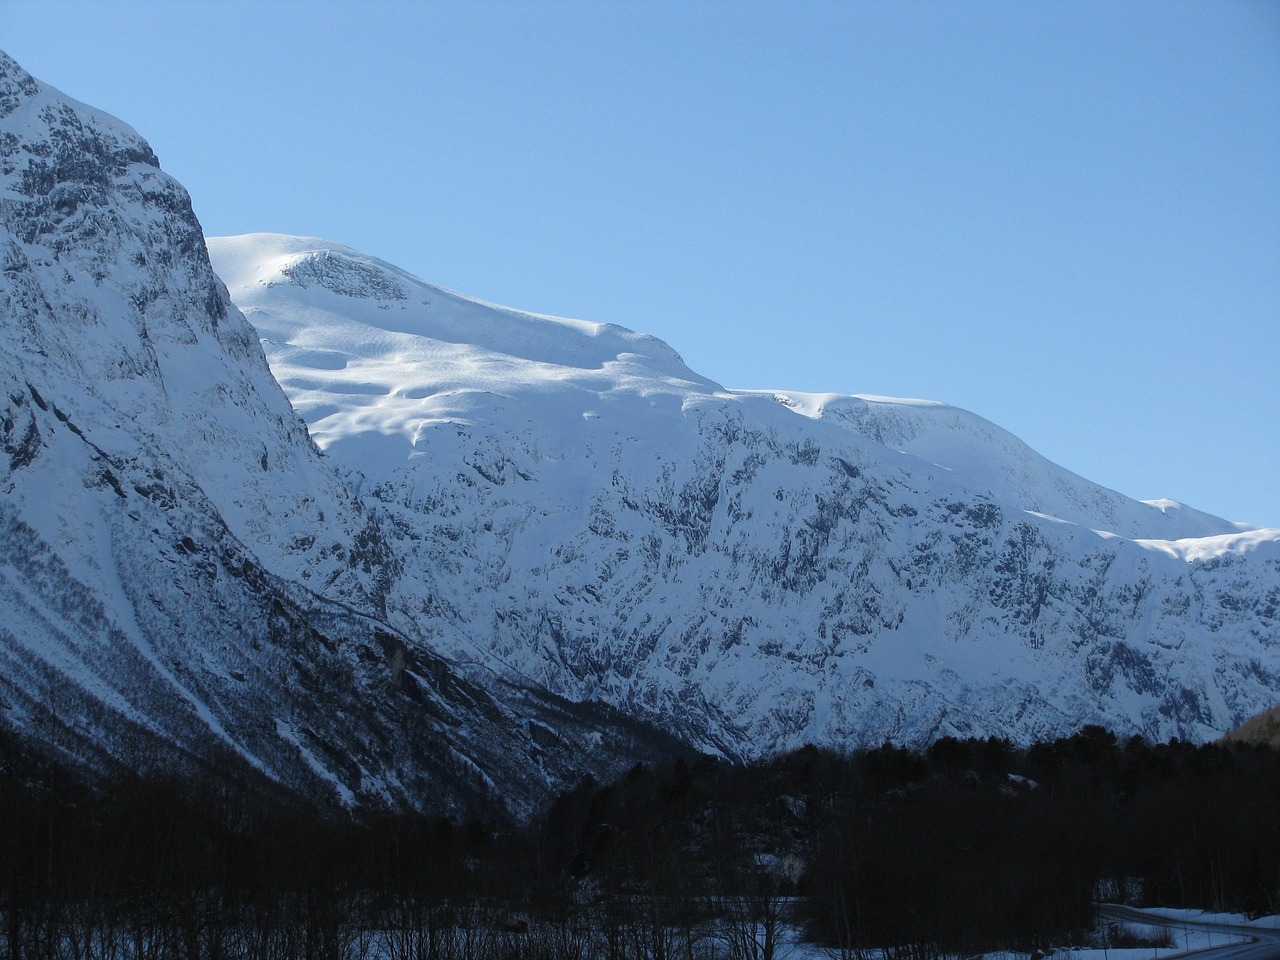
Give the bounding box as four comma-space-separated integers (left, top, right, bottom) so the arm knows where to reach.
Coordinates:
1, 718, 1277, 959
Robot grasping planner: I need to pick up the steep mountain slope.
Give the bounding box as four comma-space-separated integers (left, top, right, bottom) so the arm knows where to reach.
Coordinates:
4, 41, 1276, 814
0, 51, 670, 817
210, 233, 1280, 757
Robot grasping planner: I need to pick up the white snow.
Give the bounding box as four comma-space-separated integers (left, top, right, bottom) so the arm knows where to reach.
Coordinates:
275, 718, 356, 807
978, 907, 1278, 960
1135, 527, 1280, 562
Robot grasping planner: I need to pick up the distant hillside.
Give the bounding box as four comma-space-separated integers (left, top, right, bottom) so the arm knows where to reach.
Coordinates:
1222, 703, 1280, 747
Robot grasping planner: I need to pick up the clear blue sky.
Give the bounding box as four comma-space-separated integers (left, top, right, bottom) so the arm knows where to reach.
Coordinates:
4, 1, 1278, 527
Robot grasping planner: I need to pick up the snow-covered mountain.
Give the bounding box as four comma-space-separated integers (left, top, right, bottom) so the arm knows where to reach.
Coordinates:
3, 45, 1277, 818
208, 233, 1280, 758
0, 51, 674, 816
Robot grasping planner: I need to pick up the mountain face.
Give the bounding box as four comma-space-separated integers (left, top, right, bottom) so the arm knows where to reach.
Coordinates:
208, 234, 1280, 759
0, 51, 673, 817
3, 48, 1277, 820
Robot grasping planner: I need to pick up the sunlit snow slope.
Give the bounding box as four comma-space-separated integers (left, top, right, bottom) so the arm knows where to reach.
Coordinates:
211, 233, 1280, 757
0, 52, 671, 816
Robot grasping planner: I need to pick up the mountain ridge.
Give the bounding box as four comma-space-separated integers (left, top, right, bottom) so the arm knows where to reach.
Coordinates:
207, 231, 1280, 758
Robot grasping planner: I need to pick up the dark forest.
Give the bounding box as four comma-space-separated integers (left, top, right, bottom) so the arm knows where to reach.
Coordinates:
2, 720, 1277, 959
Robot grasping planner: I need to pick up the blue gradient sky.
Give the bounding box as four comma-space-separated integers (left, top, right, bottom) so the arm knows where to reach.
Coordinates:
4, 1, 1277, 527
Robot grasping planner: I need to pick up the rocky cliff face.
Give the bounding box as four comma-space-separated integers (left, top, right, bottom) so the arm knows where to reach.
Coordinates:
210, 233, 1280, 759
0, 51, 670, 817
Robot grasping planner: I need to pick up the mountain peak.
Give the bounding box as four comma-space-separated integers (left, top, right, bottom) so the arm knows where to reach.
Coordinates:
208, 232, 723, 475
212, 233, 710, 377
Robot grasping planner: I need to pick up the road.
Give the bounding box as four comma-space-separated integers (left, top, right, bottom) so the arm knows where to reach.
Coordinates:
1100, 904, 1280, 960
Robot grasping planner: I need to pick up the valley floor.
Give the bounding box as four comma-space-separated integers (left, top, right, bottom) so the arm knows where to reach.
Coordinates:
972, 907, 1280, 960
758, 906, 1280, 960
